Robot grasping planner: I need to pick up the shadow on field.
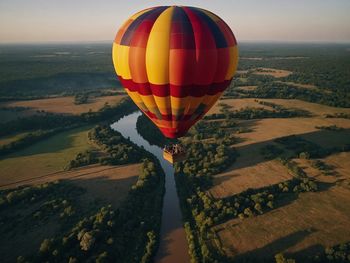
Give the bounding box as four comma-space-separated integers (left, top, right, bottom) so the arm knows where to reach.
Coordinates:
233, 229, 317, 263
288, 243, 325, 262
227, 128, 350, 172
4, 127, 89, 159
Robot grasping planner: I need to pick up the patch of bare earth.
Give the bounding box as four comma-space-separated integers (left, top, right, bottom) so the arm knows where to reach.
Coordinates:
236, 86, 258, 92
210, 158, 294, 198
2, 95, 126, 115
234, 118, 350, 148
252, 68, 292, 78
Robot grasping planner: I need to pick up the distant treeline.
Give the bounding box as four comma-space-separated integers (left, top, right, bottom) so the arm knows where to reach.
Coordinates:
227, 74, 350, 108
205, 105, 311, 121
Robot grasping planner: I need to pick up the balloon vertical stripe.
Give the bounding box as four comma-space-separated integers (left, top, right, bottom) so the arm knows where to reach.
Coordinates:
112, 6, 238, 138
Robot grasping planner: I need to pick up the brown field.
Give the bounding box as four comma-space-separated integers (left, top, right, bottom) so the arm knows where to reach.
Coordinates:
276, 81, 319, 91
210, 159, 294, 198
234, 117, 350, 148
0, 163, 140, 207
235, 86, 258, 92
0, 132, 29, 146
252, 68, 292, 78
207, 98, 350, 260
213, 184, 350, 261
294, 152, 350, 185
2, 95, 126, 115
209, 98, 350, 117
209, 98, 271, 114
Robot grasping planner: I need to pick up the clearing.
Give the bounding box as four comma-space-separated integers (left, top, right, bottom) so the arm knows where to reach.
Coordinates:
0, 125, 94, 186
252, 68, 292, 78
210, 158, 294, 198
1, 95, 126, 115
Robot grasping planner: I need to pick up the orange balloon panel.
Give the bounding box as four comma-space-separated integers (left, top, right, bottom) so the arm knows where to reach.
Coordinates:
112, 6, 238, 138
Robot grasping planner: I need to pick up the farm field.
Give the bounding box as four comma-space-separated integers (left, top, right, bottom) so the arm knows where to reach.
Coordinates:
210, 98, 350, 116
205, 93, 350, 261
234, 117, 350, 147
0, 132, 29, 146
213, 184, 350, 261
252, 67, 292, 77
1, 94, 126, 115
0, 125, 94, 187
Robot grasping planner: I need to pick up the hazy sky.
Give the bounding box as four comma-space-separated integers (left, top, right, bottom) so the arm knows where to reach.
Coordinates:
1, 0, 349, 43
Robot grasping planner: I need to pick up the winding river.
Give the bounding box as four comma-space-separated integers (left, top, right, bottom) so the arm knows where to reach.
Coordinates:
111, 112, 190, 263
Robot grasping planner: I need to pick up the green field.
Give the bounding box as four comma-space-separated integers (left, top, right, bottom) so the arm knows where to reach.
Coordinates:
0, 132, 29, 146
0, 125, 94, 187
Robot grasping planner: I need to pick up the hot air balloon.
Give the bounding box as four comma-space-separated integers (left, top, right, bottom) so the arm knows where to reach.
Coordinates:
112, 6, 238, 163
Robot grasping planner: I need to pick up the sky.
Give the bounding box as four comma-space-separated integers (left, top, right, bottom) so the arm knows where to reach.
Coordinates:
0, 0, 350, 43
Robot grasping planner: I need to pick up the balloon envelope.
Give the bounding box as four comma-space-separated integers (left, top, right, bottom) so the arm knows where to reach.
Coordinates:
112, 6, 238, 138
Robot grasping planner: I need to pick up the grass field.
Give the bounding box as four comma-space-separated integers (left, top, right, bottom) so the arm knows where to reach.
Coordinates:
0, 132, 29, 146
210, 159, 294, 198
213, 184, 350, 261
252, 68, 292, 78
233, 117, 350, 148
210, 98, 350, 116
0, 125, 94, 186
1, 94, 126, 115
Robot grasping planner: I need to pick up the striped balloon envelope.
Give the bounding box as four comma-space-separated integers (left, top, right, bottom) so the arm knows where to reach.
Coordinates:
112, 6, 238, 138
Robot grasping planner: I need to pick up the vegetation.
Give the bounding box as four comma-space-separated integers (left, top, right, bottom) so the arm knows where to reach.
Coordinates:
0, 129, 64, 157
205, 105, 310, 120
275, 135, 350, 159
322, 242, 350, 262
261, 144, 285, 160
315, 125, 345, 131
74, 93, 89, 105
312, 160, 337, 176
1, 157, 165, 263
325, 113, 350, 119
0, 97, 136, 137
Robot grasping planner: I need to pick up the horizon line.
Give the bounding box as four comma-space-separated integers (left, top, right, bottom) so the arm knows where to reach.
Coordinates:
0, 39, 350, 45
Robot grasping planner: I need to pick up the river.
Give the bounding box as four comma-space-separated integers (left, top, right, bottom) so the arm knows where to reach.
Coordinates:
111, 112, 190, 263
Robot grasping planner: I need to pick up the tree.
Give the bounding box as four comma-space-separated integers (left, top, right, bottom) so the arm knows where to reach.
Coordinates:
80, 231, 95, 251
275, 253, 296, 263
